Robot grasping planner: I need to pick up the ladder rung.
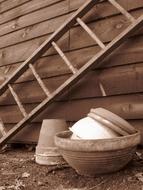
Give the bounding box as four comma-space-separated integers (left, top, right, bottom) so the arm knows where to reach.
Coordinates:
99, 82, 106, 96
8, 84, 27, 117
0, 119, 7, 136
52, 42, 78, 74
108, 0, 135, 22
29, 64, 51, 97
76, 18, 105, 49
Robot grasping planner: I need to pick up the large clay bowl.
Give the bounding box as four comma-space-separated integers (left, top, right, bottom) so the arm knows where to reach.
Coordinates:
55, 131, 140, 176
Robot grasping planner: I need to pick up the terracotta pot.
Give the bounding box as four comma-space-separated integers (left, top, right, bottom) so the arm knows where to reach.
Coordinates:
90, 108, 136, 134
35, 119, 68, 165
55, 130, 140, 176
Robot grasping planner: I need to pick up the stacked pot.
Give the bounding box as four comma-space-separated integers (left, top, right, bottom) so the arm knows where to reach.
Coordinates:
55, 108, 141, 176
70, 108, 137, 140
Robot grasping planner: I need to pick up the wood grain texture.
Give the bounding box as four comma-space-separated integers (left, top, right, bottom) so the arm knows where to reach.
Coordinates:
0, 0, 69, 37
0, 0, 142, 49
0, 9, 142, 68
0, 33, 143, 84
2, 123, 41, 143
1, 62, 143, 105
0, 33, 69, 67
0, 0, 67, 26
1, 93, 143, 124
69, 0, 143, 13
0, 0, 30, 14
0, 0, 143, 143
0, 4, 142, 49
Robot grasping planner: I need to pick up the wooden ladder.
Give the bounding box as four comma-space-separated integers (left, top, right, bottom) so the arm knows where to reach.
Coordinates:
0, 0, 143, 147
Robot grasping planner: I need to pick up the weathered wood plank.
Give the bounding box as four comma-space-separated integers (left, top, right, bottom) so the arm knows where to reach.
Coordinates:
0, 16, 67, 50
0, 0, 141, 29
1, 62, 143, 105
4, 121, 73, 143
0, 0, 30, 14
0, 74, 71, 105
0, 4, 142, 50
0, 0, 68, 26
0, 6, 69, 37
1, 93, 143, 123
69, 0, 143, 13
0, 0, 142, 40
0, 0, 69, 37
0, 32, 69, 67
0, 0, 7, 3
1, 123, 41, 143
0, 33, 143, 81
0, 9, 142, 68
0, 14, 70, 49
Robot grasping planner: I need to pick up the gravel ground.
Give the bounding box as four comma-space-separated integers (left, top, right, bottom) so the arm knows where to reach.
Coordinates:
0, 146, 143, 190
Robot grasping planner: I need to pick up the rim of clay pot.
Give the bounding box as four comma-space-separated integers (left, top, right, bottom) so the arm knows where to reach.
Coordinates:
90, 108, 136, 134
42, 119, 67, 122
55, 130, 141, 152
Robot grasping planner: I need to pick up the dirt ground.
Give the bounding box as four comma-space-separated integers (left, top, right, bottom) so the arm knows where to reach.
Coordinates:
0, 146, 143, 190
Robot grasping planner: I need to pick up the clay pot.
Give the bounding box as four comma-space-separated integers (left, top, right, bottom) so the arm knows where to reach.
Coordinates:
35, 119, 68, 165
90, 108, 136, 134
55, 130, 140, 176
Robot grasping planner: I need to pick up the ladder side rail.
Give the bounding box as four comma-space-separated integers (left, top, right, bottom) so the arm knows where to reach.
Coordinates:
0, 0, 99, 95
0, 15, 143, 146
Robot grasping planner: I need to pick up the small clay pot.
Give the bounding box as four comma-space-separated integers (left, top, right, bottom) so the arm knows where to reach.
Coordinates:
36, 119, 68, 165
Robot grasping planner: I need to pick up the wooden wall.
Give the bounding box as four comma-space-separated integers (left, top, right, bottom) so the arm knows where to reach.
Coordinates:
0, 0, 143, 143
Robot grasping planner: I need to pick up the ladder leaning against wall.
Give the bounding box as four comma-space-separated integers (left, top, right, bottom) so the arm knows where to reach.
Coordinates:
0, 0, 143, 147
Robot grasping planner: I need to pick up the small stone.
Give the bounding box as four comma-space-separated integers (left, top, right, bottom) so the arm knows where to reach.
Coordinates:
31, 157, 35, 161
22, 172, 30, 178
128, 177, 133, 181
19, 159, 24, 162
136, 152, 143, 160
33, 178, 36, 182
135, 172, 143, 182
38, 181, 44, 186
